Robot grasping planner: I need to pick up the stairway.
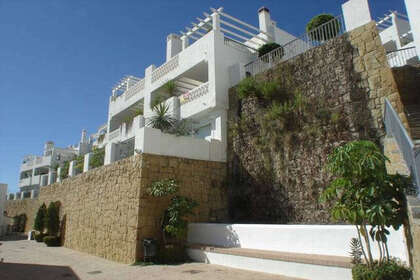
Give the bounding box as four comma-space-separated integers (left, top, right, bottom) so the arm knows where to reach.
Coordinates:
187, 244, 352, 280
405, 104, 420, 145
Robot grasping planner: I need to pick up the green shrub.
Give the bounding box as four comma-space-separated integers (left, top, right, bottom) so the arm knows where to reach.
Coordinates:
257, 42, 283, 58
89, 147, 105, 169
34, 232, 45, 242
237, 77, 259, 99
163, 80, 177, 96
43, 235, 61, 247
60, 161, 70, 180
352, 259, 411, 280
258, 81, 279, 101
74, 154, 84, 174
34, 203, 47, 232
45, 202, 60, 236
306, 14, 341, 41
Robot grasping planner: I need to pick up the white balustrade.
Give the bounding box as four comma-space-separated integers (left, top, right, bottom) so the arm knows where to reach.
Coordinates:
108, 129, 121, 141
151, 55, 179, 83
179, 82, 210, 105
124, 79, 145, 101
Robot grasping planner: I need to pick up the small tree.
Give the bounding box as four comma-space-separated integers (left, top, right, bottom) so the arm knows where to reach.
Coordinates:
321, 140, 412, 267
306, 14, 341, 41
148, 179, 198, 241
45, 202, 60, 236
34, 203, 47, 232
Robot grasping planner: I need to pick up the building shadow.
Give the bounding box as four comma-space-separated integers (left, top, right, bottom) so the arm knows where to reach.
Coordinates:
0, 262, 80, 280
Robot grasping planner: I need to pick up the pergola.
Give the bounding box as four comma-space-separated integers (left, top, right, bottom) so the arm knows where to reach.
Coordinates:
179, 7, 273, 50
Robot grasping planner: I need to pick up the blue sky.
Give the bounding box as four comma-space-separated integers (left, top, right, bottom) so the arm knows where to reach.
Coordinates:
0, 0, 406, 193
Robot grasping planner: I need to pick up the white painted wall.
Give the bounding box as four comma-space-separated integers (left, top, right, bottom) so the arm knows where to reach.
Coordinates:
0, 183, 7, 236
405, 0, 420, 54
188, 223, 409, 262
342, 0, 372, 32
135, 127, 226, 162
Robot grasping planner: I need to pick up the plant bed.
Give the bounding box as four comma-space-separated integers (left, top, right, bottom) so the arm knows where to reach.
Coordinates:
34, 233, 45, 242
352, 259, 412, 280
156, 243, 188, 264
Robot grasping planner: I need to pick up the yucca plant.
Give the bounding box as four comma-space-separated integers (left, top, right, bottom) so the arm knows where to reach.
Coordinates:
147, 103, 176, 131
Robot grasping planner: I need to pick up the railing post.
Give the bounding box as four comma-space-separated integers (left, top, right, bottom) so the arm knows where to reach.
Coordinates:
57, 167, 61, 182
83, 153, 91, 173
68, 161, 76, 177
47, 168, 54, 185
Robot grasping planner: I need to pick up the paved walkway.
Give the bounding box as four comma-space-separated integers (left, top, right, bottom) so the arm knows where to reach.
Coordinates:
0, 240, 299, 280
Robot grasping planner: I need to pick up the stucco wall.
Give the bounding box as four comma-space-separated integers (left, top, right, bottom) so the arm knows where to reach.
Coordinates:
6, 153, 227, 263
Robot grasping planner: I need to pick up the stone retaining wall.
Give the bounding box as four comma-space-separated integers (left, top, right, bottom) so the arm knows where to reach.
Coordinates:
6, 153, 227, 263
227, 21, 407, 223
5, 199, 39, 233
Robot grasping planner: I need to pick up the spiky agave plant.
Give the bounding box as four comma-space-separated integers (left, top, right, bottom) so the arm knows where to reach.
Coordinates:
147, 103, 176, 131
349, 238, 363, 264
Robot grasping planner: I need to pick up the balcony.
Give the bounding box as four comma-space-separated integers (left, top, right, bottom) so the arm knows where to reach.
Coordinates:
20, 155, 52, 171
110, 78, 145, 116
180, 82, 212, 119
19, 177, 32, 187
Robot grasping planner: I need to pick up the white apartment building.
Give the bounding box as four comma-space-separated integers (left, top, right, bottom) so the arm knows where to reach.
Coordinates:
104, 7, 299, 165
15, 130, 92, 199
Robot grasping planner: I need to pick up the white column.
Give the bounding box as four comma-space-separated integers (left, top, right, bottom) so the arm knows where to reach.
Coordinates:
68, 161, 76, 177
181, 36, 189, 50
104, 143, 118, 165
405, 0, 420, 55
47, 169, 55, 185
144, 64, 156, 117
391, 13, 402, 49
20, 192, 25, 200
83, 153, 91, 172
30, 190, 36, 199
342, 0, 372, 32
166, 34, 182, 61
212, 12, 220, 31
14, 192, 19, 200
121, 122, 127, 138
57, 167, 62, 182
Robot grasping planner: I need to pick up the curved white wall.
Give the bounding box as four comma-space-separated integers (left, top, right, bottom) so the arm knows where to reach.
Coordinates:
188, 223, 409, 262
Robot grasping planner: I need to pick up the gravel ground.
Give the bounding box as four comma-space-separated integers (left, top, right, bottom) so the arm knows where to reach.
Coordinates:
0, 240, 300, 280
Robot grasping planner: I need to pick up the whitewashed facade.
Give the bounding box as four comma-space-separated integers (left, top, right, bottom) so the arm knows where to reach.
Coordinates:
105, 7, 299, 164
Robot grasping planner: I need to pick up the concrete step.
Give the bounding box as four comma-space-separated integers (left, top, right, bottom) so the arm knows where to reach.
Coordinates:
187, 244, 352, 280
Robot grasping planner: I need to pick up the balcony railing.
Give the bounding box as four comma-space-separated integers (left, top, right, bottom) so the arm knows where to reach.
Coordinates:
108, 129, 121, 141
386, 47, 419, 68
245, 15, 346, 76
179, 82, 210, 105
152, 55, 179, 83
125, 79, 145, 101
224, 37, 255, 54
384, 99, 420, 194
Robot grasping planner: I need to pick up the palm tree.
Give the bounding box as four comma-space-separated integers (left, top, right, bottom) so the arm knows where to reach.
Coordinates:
147, 103, 176, 131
